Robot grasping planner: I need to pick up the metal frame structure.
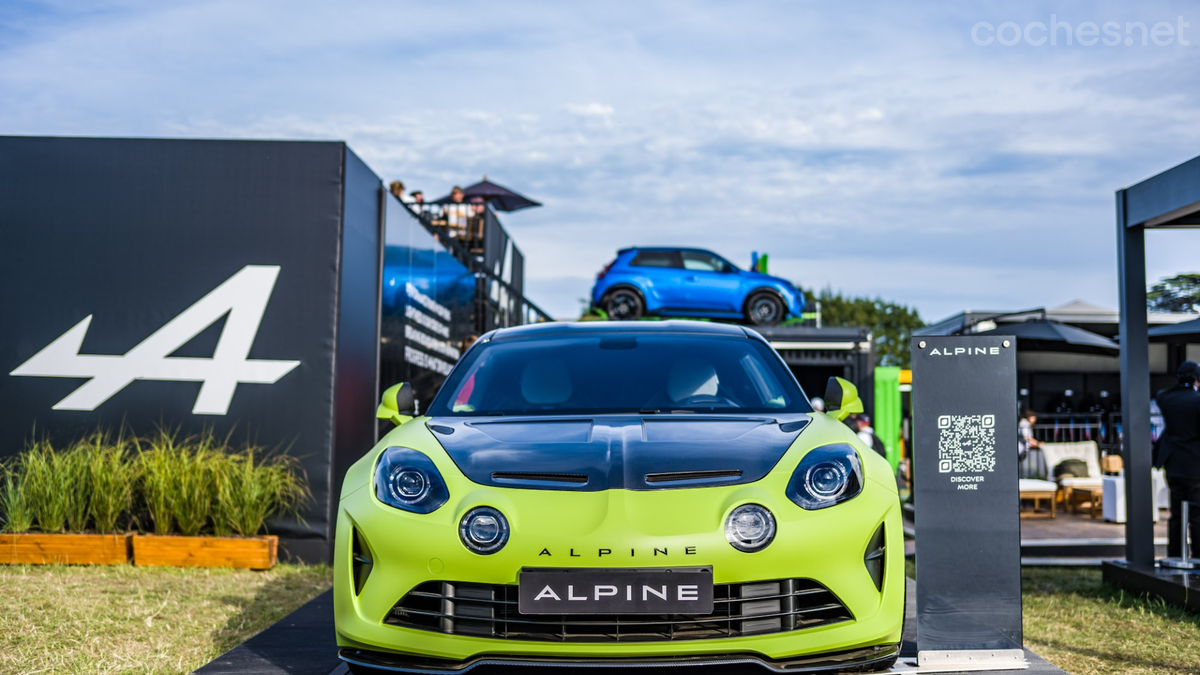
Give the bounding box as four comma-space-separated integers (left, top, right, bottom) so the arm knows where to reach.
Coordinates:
408, 202, 553, 330
753, 326, 876, 415
1116, 154, 1200, 565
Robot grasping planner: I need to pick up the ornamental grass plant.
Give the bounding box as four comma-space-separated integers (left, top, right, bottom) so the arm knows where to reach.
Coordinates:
85, 432, 139, 533
139, 432, 179, 536
212, 448, 310, 537
21, 440, 72, 533
0, 428, 308, 539
0, 464, 33, 533
61, 443, 92, 534
165, 430, 219, 537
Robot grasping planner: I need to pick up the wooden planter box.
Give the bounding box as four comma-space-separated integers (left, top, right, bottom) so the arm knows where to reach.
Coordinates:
0, 533, 132, 565
132, 534, 278, 570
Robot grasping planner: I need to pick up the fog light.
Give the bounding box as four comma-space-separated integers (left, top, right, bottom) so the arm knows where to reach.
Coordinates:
725, 504, 775, 552
459, 507, 509, 555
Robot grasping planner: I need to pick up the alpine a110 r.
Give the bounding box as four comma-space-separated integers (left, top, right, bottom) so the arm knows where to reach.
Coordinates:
335, 321, 904, 673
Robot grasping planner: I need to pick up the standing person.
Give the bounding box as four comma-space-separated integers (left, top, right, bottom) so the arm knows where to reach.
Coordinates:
408, 190, 425, 216
1018, 411, 1041, 461
1155, 361, 1200, 558
446, 185, 467, 235
389, 180, 414, 203
853, 415, 888, 459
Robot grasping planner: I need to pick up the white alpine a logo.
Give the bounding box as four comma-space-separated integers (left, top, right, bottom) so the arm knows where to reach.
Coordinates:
10, 265, 300, 415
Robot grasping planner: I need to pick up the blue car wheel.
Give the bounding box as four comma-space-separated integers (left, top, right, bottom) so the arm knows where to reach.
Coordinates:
603, 287, 645, 320
745, 291, 785, 326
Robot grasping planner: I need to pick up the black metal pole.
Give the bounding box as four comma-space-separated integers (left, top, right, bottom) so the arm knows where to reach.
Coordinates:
1117, 189, 1155, 566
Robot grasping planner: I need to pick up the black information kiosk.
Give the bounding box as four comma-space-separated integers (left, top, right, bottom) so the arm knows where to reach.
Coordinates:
912, 336, 1026, 671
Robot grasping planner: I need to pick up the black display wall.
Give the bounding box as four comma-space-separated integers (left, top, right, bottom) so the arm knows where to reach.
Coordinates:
0, 136, 382, 563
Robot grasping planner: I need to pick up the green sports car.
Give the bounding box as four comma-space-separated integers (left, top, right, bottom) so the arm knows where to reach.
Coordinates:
335, 321, 904, 673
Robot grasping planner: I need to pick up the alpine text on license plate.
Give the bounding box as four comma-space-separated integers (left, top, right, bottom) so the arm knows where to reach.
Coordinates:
518, 567, 714, 615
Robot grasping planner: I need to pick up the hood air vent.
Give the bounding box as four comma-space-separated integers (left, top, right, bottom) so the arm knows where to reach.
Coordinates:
491, 472, 589, 485
645, 469, 743, 484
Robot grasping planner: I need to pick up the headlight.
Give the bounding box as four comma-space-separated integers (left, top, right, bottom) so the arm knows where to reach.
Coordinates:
459, 506, 509, 555
374, 447, 449, 514
786, 443, 864, 510
724, 504, 776, 552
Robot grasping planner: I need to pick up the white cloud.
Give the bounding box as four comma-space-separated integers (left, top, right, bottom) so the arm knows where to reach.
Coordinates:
563, 103, 615, 118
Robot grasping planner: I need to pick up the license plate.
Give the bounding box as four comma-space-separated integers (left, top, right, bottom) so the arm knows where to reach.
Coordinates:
518, 567, 713, 615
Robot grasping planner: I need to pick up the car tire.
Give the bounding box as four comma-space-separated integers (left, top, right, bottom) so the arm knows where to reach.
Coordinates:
603, 288, 645, 321
744, 291, 785, 326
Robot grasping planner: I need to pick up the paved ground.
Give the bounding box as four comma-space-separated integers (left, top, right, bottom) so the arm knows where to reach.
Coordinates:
1019, 508, 1169, 540
193, 580, 1064, 675
904, 507, 1169, 563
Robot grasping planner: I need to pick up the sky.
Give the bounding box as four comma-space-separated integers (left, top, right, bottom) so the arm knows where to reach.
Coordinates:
2, 0, 1199, 322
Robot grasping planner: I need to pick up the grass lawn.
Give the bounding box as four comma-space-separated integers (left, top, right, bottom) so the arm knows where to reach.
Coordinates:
0, 563, 331, 675
1022, 566, 1200, 675
4, 562, 1198, 675
905, 561, 1200, 674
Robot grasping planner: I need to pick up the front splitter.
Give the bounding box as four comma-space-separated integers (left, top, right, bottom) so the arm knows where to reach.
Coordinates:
339, 643, 900, 674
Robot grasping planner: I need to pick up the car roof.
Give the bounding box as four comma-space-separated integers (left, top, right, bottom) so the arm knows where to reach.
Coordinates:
486, 320, 755, 341
617, 246, 720, 255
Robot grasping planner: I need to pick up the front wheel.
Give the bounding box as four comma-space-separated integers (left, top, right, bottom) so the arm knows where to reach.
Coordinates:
603, 288, 645, 321
744, 291, 785, 326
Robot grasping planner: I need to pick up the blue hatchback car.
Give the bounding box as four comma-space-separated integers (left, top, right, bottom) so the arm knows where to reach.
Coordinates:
591, 247, 805, 325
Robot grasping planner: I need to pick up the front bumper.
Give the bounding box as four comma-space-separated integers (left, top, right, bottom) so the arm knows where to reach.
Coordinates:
340, 643, 900, 673
334, 475, 904, 664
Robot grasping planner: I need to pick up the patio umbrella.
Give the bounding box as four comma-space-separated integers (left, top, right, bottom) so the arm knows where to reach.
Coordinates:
1149, 316, 1200, 341
432, 177, 541, 212
974, 319, 1120, 355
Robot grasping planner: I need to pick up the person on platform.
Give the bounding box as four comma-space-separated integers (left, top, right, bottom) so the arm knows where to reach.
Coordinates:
1155, 360, 1200, 558
446, 185, 467, 235
388, 180, 414, 203
1018, 410, 1041, 461
407, 190, 426, 216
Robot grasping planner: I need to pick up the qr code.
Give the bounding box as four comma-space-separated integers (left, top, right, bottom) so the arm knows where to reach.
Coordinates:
937, 415, 996, 473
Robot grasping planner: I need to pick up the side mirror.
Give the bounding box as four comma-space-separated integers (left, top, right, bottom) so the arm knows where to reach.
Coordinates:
377, 383, 417, 426
824, 376, 864, 422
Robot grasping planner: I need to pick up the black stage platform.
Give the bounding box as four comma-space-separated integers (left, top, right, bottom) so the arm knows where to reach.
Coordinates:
193, 580, 1064, 675
1103, 559, 1200, 613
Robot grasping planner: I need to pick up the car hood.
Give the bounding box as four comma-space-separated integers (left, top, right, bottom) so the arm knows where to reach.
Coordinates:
425, 414, 810, 491
745, 271, 796, 289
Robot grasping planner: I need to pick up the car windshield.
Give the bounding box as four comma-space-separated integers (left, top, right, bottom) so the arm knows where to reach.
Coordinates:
428, 333, 811, 416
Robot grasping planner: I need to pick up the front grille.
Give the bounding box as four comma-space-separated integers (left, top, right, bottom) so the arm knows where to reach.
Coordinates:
385, 578, 853, 642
